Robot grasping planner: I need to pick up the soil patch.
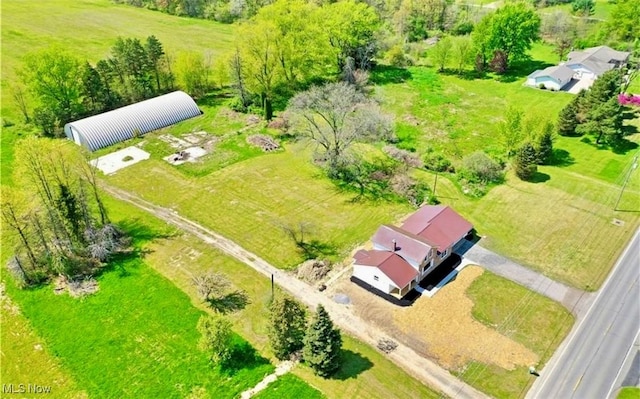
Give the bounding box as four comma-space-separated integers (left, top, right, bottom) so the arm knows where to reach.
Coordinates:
333, 266, 538, 371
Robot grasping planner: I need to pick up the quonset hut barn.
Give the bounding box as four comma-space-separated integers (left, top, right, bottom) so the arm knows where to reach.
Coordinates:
64, 91, 202, 151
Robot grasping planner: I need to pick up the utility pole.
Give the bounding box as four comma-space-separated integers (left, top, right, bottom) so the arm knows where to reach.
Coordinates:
614, 155, 638, 211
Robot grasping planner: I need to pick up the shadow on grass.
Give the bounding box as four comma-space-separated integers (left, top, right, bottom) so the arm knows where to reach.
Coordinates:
196, 91, 234, 108
370, 65, 412, 85
548, 149, 575, 167
117, 218, 175, 246
498, 59, 555, 83
207, 290, 250, 314
611, 138, 638, 155
439, 68, 490, 81
300, 240, 339, 260
331, 349, 374, 380
528, 171, 551, 183
221, 338, 271, 376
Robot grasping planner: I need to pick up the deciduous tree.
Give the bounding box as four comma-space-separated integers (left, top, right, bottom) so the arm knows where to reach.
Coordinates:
197, 314, 233, 365
288, 82, 393, 173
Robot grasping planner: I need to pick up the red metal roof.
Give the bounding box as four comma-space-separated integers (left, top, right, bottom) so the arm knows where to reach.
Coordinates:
353, 250, 417, 288
401, 206, 473, 250
372, 225, 434, 265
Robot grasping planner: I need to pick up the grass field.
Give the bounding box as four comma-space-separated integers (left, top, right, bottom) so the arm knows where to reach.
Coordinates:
117, 196, 443, 398
253, 374, 325, 399
462, 270, 574, 398
0, 291, 86, 398
3, 238, 274, 398
106, 143, 412, 268
617, 387, 640, 399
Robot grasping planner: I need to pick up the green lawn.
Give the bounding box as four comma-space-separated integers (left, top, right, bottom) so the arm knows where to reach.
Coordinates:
254, 374, 325, 399
106, 143, 412, 269
617, 387, 640, 399
462, 270, 574, 399
541, 0, 614, 21
2, 200, 275, 398
0, 295, 86, 398
112, 195, 443, 399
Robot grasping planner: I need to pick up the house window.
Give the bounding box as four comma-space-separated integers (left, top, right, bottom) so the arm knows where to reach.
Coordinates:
373, 275, 379, 281
441, 248, 449, 258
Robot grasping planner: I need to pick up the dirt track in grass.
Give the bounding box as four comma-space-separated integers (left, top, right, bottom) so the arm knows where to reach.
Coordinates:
334, 266, 538, 371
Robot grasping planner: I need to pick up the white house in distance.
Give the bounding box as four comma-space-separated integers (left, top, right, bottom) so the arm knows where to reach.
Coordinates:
526, 65, 574, 91
526, 45, 630, 92
352, 205, 473, 299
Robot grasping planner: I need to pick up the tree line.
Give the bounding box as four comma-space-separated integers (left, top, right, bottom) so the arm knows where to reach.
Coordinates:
2, 138, 129, 287
15, 35, 174, 137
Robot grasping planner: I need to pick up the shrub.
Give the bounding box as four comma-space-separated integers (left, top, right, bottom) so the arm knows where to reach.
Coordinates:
423, 149, 454, 172
459, 151, 503, 184
452, 21, 474, 36
386, 45, 411, 67
383, 145, 424, 168
122, 155, 134, 162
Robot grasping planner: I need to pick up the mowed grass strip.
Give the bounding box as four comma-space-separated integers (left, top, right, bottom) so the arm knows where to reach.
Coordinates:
0, 294, 86, 399
3, 203, 275, 399
112, 195, 443, 399
253, 374, 325, 399
107, 144, 412, 268
460, 270, 574, 399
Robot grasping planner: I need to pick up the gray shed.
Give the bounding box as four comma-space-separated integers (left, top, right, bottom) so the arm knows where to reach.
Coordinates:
64, 91, 202, 151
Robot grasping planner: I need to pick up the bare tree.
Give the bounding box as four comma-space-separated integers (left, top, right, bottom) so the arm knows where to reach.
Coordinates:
11, 84, 30, 123
192, 272, 231, 302
288, 82, 394, 173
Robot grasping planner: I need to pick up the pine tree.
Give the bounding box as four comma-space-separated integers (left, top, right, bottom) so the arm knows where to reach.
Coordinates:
514, 142, 538, 180
535, 121, 554, 165
303, 305, 342, 377
557, 98, 580, 136
268, 295, 308, 360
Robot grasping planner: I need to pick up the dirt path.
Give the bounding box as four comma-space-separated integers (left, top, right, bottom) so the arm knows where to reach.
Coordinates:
240, 361, 295, 399
102, 184, 489, 399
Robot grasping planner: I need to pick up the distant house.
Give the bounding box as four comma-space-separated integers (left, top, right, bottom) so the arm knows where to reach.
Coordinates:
526, 65, 575, 91
352, 205, 473, 299
525, 46, 630, 92
564, 46, 630, 80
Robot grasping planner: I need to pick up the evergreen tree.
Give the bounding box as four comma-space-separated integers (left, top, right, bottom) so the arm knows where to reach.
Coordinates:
557, 97, 580, 136
576, 97, 623, 145
536, 121, 554, 165
514, 142, 538, 180
268, 295, 308, 360
303, 305, 342, 377
587, 69, 621, 105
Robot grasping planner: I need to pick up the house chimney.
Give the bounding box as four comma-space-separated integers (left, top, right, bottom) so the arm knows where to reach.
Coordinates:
392, 239, 397, 251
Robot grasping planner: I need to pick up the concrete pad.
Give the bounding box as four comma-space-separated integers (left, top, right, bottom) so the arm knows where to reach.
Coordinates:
90, 146, 150, 175
163, 146, 208, 165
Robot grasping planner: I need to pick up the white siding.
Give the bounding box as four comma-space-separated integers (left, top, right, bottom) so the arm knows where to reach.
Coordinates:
567, 64, 596, 80
534, 76, 563, 91
64, 91, 202, 152
353, 265, 395, 294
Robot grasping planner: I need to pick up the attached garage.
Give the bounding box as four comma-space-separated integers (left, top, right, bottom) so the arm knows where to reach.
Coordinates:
64, 91, 202, 151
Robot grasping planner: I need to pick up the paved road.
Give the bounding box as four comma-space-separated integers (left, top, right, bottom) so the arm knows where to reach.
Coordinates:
457, 241, 593, 316
102, 184, 489, 399
526, 229, 640, 399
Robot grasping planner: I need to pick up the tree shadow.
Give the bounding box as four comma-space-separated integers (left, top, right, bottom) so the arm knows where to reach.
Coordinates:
331, 349, 373, 380
548, 149, 575, 166
196, 91, 234, 107
439, 69, 491, 81
207, 290, 250, 314
498, 59, 554, 83
611, 139, 639, 154
116, 218, 175, 246
299, 240, 339, 260
221, 338, 271, 376
528, 171, 551, 183
370, 65, 412, 85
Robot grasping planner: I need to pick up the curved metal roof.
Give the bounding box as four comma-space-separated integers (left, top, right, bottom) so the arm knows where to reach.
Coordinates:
64, 91, 202, 151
